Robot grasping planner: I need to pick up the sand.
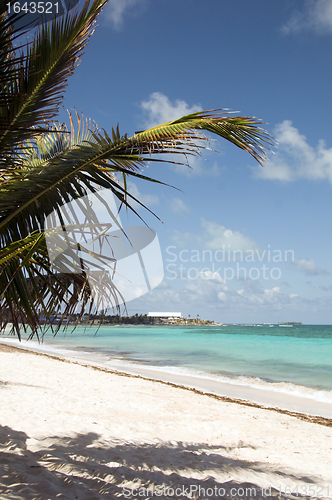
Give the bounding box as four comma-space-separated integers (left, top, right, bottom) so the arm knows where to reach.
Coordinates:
0, 342, 331, 500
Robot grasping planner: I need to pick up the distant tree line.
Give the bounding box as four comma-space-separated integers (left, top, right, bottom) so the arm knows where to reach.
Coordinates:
67, 313, 156, 325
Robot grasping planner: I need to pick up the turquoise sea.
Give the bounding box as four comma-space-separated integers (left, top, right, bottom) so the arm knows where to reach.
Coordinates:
6, 323, 331, 404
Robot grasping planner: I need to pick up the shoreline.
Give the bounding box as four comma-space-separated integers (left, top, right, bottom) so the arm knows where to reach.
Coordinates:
1, 339, 332, 425
1, 340, 332, 499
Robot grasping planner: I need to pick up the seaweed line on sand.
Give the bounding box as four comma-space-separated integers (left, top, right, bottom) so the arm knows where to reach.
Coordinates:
0, 342, 331, 428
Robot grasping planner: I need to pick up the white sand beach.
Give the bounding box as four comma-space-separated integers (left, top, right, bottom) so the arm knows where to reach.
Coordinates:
0, 342, 331, 500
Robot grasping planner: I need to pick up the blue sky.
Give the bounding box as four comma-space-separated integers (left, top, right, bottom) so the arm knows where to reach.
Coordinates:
60, 0, 332, 324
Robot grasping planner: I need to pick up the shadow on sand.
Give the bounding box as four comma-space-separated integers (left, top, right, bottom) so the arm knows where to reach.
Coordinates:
0, 424, 320, 499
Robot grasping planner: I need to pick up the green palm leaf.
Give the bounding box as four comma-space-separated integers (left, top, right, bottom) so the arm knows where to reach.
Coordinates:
0, 0, 108, 158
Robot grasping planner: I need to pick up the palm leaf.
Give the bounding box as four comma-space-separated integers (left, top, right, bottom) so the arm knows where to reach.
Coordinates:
0, 0, 108, 158
132, 110, 274, 165
0, 1, 275, 338
0, 228, 125, 339
0, 111, 273, 241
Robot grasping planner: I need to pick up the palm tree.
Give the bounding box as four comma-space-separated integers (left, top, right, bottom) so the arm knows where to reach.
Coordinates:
0, 0, 274, 339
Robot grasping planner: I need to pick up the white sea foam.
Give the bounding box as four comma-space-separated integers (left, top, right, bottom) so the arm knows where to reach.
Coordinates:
2, 336, 332, 406
110, 361, 332, 404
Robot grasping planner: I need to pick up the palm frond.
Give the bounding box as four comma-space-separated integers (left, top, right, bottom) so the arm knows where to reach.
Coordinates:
0, 227, 125, 338
0, 1, 275, 338
0, 0, 108, 158
0, 116, 167, 246
132, 110, 274, 165
0, 110, 274, 241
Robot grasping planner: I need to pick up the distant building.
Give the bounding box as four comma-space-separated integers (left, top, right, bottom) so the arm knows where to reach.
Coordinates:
147, 312, 182, 319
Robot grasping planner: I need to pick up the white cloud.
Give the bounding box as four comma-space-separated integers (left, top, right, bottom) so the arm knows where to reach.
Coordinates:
199, 270, 227, 285
139, 93, 222, 177
140, 92, 202, 129
126, 270, 332, 323
169, 197, 190, 215
171, 218, 259, 254
226, 282, 301, 308
293, 258, 330, 276
254, 120, 332, 183
282, 0, 332, 35
104, 0, 146, 29
130, 275, 304, 315
126, 180, 159, 210
217, 291, 227, 301
245, 286, 281, 305
200, 218, 259, 253
171, 230, 201, 249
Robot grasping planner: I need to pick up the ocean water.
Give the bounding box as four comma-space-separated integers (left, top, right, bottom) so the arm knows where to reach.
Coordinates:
7, 323, 331, 404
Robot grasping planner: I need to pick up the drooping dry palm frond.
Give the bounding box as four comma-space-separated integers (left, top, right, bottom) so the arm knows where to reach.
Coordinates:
132, 110, 273, 165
